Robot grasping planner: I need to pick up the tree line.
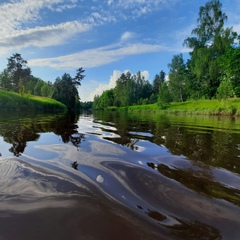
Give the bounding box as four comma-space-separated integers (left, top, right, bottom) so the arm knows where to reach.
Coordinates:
0, 53, 85, 110
93, 0, 240, 110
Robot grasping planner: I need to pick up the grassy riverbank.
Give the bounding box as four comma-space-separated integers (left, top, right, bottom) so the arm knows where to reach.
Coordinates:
0, 90, 66, 111
106, 98, 240, 116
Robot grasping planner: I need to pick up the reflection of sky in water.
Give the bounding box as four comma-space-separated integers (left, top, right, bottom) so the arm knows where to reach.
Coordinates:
23, 133, 62, 160
0, 113, 240, 240
129, 131, 153, 137
0, 136, 12, 157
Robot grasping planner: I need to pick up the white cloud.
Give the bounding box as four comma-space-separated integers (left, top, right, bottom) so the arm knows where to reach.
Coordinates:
109, 0, 180, 15
0, 0, 87, 54
0, 0, 68, 33
53, 3, 77, 12
140, 70, 149, 80
0, 20, 92, 55
88, 70, 123, 100
28, 42, 165, 69
0, 0, 113, 54
120, 31, 135, 42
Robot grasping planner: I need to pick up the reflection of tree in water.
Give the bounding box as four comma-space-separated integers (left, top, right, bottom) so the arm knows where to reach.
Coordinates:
9, 142, 27, 157
136, 203, 221, 239
146, 162, 240, 206
0, 111, 84, 156
136, 205, 166, 222
95, 110, 240, 173
69, 133, 85, 148
4, 128, 40, 156
104, 136, 139, 150
52, 112, 85, 148
168, 218, 222, 240
71, 161, 78, 170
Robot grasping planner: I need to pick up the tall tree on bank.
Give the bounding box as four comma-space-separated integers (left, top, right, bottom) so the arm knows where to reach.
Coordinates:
153, 70, 165, 94
184, 0, 237, 99
6, 53, 31, 92
52, 68, 85, 110
168, 54, 186, 102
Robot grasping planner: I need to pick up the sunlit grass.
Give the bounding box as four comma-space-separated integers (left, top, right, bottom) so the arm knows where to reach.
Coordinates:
110, 98, 240, 116
0, 90, 66, 111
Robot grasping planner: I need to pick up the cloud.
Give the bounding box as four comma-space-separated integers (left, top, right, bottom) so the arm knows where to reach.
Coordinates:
120, 31, 135, 42
0, 0, 87, 54
28, 42, 165, 69
0, 0, 113, 54
0, 0, 181, 55
0, 0, 69, 33
88, 70, 123, 100
0, 20, 92, 54
108, 0, 180, 18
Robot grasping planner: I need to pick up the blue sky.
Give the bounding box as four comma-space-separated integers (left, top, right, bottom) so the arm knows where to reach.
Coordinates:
0, 0, 239, 101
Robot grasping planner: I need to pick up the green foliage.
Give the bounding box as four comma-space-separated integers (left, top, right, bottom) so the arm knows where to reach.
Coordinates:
19, 78, 25, 97
183, 0, 238, 99
93, 89, 114, 110
216, 78, 234, 100
80, 101, 93, 110
157, 82, 172, 108
124, 98, 240, 116
153, 70, 165, 94
6, 53, 31, 92
218, 46, 240, 96
93, 71, 153, 109
168, 54, 186, 102
0, 69, 12, 91
52, 69, 85, 110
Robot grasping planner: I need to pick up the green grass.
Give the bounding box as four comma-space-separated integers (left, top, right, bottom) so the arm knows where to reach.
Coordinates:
106, 98, 240, 116
0, 90, 67, 112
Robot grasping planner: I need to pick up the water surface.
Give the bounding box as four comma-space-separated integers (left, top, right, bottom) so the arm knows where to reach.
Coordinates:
0, 111, 240, 240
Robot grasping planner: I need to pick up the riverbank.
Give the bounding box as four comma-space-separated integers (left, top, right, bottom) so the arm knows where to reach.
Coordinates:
106, 98, 240, 116
0, 90, 66, 112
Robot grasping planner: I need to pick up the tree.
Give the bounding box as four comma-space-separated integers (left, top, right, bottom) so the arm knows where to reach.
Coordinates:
168, 54, 186, 102
0, 69, 12, 91
183, 0, 237, 99
52, 69, 85, 110
93, 90, 114, 109
6, 53, 31, 92
153, 70, 165, 94
34, 80, 44, 96
216, 77, 234, 100
157, 82, 172, 108
41, 82, 54, 98
114, 72, 135, 106
73, 67, 85, 86
218, 45, 240, 96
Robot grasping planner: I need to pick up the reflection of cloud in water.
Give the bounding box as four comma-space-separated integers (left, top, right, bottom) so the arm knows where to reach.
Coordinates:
96, 175, 104, 183
0, 158, 88, 212
129, 131, 153, 137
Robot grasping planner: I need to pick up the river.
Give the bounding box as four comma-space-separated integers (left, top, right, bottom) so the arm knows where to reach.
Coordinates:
0, 110, 240, 240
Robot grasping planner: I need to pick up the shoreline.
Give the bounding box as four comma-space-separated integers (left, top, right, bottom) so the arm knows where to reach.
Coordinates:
103, 98, 240, 116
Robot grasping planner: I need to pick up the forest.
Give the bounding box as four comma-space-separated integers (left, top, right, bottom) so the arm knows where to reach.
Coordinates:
93, 0, 240, 110
0, 53, 85, 110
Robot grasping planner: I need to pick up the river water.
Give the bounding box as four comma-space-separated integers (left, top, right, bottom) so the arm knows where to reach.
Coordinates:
0, 110, 240, 240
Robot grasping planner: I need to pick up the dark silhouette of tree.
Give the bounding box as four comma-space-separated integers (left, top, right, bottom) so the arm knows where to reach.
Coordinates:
53, 69, 85, 110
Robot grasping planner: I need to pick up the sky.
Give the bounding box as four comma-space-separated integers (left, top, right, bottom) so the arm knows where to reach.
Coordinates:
0, 0, 240, 101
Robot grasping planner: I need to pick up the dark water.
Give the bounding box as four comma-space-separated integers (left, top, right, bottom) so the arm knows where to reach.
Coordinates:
0, 111, 240, 240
